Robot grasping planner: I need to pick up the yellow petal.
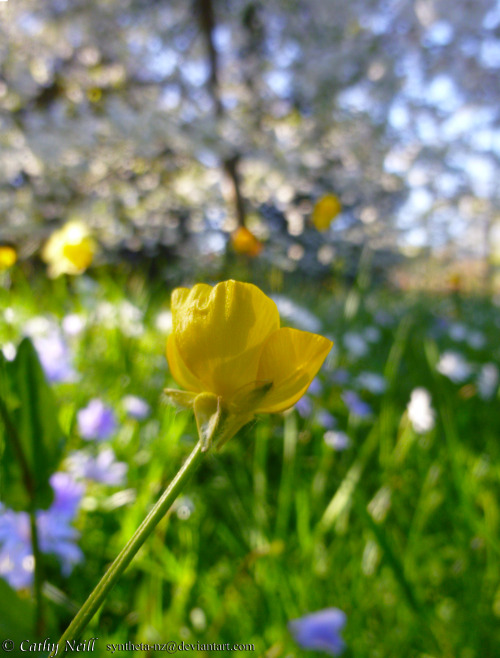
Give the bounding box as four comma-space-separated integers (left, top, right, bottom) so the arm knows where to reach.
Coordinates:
231, 226, 263, 257
0, 246, 17, 270
229, 379, 273, 413
256, 327, 333, 413
312, 194, 342, 231
42, 221, 95, 276
166, 334, 205, 393
63, 239, 94, 271
171, 280, 280, 399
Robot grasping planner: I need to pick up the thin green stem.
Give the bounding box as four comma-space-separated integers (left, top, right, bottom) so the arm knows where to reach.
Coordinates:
29, 507, 45, 637
49, 441, 205, 657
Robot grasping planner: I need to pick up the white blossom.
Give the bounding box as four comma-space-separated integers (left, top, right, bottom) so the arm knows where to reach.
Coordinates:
437, 350, 472, 383
407, 387, 436, 433
477, 363, 498, 400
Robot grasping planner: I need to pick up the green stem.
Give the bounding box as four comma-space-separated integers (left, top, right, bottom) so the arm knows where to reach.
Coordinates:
29, 507, 45, 637
49, 441, 205, 657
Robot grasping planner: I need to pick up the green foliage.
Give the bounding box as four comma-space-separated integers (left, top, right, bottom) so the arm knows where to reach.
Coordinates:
0, 338, 65, 510
0, 579, 35, 642
2, 273, 500, 657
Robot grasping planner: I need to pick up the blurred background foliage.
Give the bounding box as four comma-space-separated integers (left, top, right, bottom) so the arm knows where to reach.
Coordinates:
2, 2, 500, 657
2, 0, 500, 289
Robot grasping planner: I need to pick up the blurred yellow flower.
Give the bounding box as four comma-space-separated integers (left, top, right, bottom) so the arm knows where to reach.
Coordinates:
231, 226, 263, 257
0, 245, 17, 270
312, 194, 342, 231
42, 221, 96, 277
165, 280, 332, 449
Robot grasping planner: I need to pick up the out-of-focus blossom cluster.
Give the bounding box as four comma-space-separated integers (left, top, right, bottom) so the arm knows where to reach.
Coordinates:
342, 390, 373, 419
231, 226, 263, 257
436, 347, 499, 399
22, 316, 79, 384
122, 395, 151, 420
67, 449, 127, 486
271, 295, 323, 333
477, 363, 498, 400
33, 332, 79, 384
42, 221, 96, 278
92, 301, 144, 337
312, 195, 342, 232
407, 388, 436, 433
289, 608, 346, 656
324, 430, 351, 451
437, 350, 472, 383
0, 474, 84, 590
77, 399, 117, 441
0, 246, 17, 270
447, 323, 486, 350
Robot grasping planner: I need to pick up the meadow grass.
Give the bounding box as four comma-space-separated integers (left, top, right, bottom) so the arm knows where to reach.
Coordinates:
1, 270, 499, 657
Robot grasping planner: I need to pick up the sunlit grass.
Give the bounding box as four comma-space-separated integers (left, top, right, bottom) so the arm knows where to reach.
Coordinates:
1, 271, 500, 657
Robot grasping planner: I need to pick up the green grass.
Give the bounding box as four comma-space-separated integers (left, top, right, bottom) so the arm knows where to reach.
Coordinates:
1, 269, 500, 657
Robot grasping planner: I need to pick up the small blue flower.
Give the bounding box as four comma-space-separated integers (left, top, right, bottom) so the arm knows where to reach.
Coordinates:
37, 474, 85, 575
77, 399, 117, 441
0, 508, 33, 590
122, 394, 151, 420
307, 377, 323, 397
355, 372, 387, 395
295, 395, 313, 418
324, 430, 351, 451
331, 368, 350, 385
67, 449, 128, 486
342, 390, 372, 419
316, 410, 337, 429
34, 332, 78, 383
0, 473, 84, 589
289, 608, 347, 656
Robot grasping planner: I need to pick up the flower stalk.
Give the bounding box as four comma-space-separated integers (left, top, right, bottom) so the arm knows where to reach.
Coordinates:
29, 506, 45, 637
49, 441, 206, 657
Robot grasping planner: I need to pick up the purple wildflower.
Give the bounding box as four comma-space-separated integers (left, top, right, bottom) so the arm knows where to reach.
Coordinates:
316, 410, 337, 429
324, 430, 351, 451
331, 369, 350, 385
77, 399, 117, 441
342, 390, 372, 419
289, 608, 347, 656
122, 395, 151, 420
67, 449, 127, 486
34, 332, 78, 383
307, 377, 323, 397
0, 507, 33, 590
37, 474, 85, 575
355, 372, 387, 395
295, 396, 313, 418
0, 473, 84, 588
48, 472, 85, 519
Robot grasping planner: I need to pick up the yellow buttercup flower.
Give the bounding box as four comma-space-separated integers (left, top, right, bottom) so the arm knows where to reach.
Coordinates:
231, 226, 263, 257
42, 220, 96, 277
0, 245, 17, 270
312, 194, 342, 231
165, 280, 332, 449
